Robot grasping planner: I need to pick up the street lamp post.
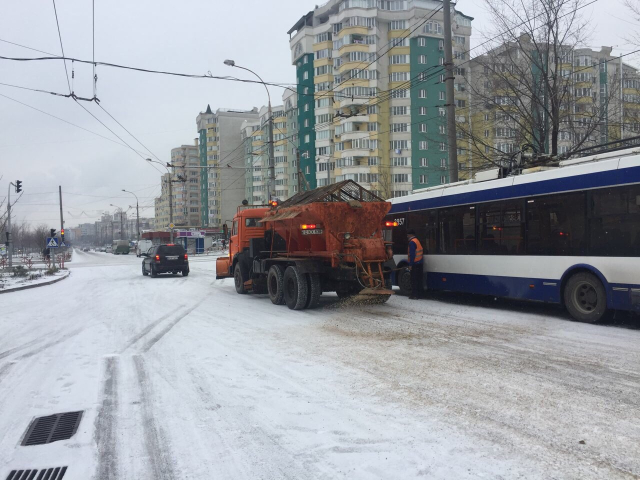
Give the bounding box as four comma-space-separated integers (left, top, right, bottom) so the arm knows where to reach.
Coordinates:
147, 158, 175, 243
224, 59, 275, 203
122, 189, 140, 244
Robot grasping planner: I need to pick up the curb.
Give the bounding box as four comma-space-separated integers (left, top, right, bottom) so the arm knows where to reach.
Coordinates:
0, 270, 71, 295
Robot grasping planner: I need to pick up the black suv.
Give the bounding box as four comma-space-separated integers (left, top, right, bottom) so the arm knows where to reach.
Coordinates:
142, 244, 190, 277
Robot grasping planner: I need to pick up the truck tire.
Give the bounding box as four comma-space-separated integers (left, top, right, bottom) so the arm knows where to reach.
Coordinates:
267, 265, 285, 305
234, 263, 247, 295
398, 267, 412, 296
564, 272, 608, 323
283, 266, 309, 310
306, 273, 321, 309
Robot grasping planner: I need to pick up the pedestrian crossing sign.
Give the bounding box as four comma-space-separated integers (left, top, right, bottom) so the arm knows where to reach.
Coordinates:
46, 237, 59, 248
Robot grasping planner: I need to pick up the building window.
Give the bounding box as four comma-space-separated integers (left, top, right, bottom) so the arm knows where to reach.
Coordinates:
304, 104, 309, 112
439, 91, 446, 101
440, 176, 447, 184
419, 124, 427, 133
440, 158, 447, 168
440, 143, 447, 151
303, 71, 309, 80
419, 141, 428, 150
419, 55, 427, 64
304, 134, 310, 143
484, 129, 489, 137
419, 107, 427, 115
419, 89, 427, 98
420, 158, 428, 167
419, 175, 428, 184
418, 37, 426, 47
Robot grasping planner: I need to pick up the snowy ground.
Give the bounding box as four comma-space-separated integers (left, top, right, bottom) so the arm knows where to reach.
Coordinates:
0, 249, 639, 479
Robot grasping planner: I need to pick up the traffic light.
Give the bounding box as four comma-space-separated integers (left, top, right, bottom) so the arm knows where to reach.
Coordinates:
60, 228, 65, 242
15, 180, 22, 193
50, 228, 56, 237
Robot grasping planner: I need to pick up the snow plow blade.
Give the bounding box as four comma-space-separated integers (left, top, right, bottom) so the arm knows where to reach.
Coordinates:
358, 288, 394, 296
345, 288, 394, 305
215, 256, 232, 279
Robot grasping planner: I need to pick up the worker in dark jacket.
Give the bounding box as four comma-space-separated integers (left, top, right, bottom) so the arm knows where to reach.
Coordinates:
407, 230, 424, 299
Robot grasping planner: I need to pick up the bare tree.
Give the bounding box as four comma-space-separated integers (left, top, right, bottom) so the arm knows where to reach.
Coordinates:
465, 0, 621, 167
624, 0, 640, 46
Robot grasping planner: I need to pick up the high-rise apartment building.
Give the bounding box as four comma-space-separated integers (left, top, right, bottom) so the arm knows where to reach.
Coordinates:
154, 173, 172, 230
468, 43, 640, 170
196, 106, 259, 228
288, 0, 472, 197
170, 143, 201, 227
241, 88, 300, 205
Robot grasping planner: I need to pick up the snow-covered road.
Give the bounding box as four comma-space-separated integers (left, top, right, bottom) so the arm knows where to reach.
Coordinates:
1, 249, 639, 479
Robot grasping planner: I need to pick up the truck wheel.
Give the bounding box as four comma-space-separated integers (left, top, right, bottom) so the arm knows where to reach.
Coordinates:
306, 273, 321, 309
234, 263, 247, 295
564, 272, 608, 323
283, 266, 309, 310
267, 265, 285, 305
398, 267, 412, 296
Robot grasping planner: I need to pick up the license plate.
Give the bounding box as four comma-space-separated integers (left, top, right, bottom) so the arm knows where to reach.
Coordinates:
167, 256, 178, 260
302, 229, 323, 235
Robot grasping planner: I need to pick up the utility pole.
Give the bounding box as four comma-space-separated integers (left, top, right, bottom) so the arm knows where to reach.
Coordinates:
168, 175, 174, 243
443, 0, 459, 183
7, 183, 12, 268
620, 55, 624, 141
296, 149, 303, 193
267, 102, 275, 202
59, 185, 64, 241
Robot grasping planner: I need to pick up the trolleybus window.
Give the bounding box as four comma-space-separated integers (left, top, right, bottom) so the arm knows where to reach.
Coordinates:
590, 184, 640, 257
477, 200, 524, 255
526, 192, 586, 256
438, 206, 475, 254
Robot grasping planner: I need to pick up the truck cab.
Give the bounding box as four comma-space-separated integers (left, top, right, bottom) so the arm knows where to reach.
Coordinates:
216, 207, 268, 279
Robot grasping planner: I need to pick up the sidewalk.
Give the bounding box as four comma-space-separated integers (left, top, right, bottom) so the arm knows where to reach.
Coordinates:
0, 269, 71, 294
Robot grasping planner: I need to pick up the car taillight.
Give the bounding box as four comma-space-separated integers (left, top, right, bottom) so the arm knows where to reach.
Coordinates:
184, 254, 188, 260
155, 255, 160, 261
385, 221, 399, 227
301, 224, 317, 230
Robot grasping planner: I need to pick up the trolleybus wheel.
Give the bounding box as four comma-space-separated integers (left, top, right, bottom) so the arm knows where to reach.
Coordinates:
564, 272, 608, 323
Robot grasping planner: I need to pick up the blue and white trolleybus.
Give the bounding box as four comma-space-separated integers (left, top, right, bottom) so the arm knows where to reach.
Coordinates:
386, 147, 640, 323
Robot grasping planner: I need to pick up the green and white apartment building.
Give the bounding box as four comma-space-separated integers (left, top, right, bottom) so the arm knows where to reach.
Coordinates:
288, 0, 473, 198
241, 87, 300, 205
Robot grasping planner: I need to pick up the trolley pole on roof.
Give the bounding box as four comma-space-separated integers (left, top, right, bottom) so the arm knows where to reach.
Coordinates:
443, 0, 459, 183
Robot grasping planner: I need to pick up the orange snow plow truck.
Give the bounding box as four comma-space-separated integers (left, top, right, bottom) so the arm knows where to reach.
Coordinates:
216, 180, 395, 310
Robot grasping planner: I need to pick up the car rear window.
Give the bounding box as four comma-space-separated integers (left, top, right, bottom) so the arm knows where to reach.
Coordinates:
158, 245, 185, 255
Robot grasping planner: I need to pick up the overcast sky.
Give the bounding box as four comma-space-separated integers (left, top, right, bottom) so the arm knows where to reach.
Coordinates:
1, 0, 636, 231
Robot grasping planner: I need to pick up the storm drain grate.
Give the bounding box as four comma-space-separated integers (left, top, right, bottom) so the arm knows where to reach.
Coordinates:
21, 411, 83, 446
5, 467, 67, 480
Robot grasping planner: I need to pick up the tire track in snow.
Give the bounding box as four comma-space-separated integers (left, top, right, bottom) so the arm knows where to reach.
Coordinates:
0, 338, 42, 360
95, 356, 119, 480
119, 305, 186, 354
16, 327, 83, 360
0, 362, 14, 383
134, 355, 176, 480
140, 299, 206, 353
